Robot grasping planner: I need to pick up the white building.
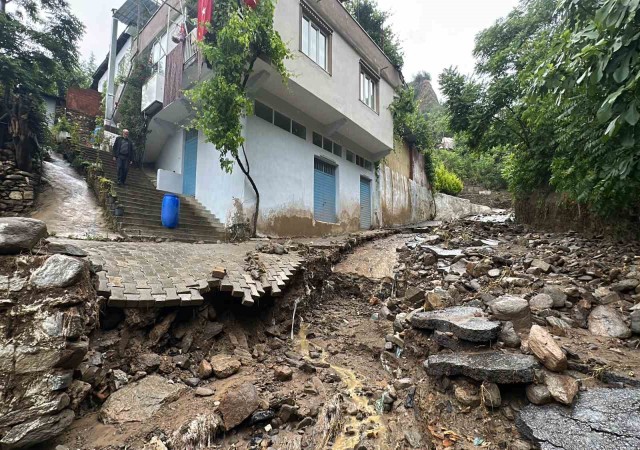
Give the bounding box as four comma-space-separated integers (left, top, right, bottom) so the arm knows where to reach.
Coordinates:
103, 0, 433, 237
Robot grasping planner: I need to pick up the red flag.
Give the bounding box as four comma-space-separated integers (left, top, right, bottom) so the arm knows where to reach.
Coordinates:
197, 0, 213, 41
245, 0, 258, 8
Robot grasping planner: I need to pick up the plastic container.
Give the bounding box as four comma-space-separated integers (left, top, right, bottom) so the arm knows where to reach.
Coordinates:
161, 193, 180, 229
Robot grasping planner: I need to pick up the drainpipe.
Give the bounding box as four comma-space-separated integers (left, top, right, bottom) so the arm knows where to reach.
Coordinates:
105, 10, 119, 128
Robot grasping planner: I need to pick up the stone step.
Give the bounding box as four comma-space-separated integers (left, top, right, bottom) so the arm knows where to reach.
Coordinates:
121, 217, 225, 232
115, 199, 223, 224
122, 227, 224, 243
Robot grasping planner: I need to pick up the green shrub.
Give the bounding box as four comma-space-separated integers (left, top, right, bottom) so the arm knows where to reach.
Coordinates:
434, 163, 464, 195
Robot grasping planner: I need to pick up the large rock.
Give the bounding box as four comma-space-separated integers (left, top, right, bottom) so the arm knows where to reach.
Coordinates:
218, 382, 261, 430
588, 306, 632, 339
424, 352, 537, 384
517, 388, 640, 449
209, 354, 241, 379
99, 375, 186, 424
410, 306, 501, 342
529, 294, 554, 312
544, 371, 579, 405
528, 325, 567, 372
30, 254, 85, 289
542, 286, 567, 308
526, 384, 552, 405
0, 409, 74, 449
491, 295, 531, 330
0, 218, 47, 255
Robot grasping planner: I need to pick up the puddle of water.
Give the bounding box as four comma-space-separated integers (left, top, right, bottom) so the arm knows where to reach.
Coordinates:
297, 323, 387, 449
30, 153, 113, 239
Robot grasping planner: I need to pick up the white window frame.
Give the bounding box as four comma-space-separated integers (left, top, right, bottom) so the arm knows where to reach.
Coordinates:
301, 15, 329, 71
360, 69, 377, 112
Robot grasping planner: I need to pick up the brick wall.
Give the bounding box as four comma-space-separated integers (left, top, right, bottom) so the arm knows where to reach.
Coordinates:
66, 88, 102, 117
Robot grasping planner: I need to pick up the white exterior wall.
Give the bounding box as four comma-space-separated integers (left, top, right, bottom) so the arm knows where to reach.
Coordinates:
274, 0, 395, 151
98, 37, 132, 93
156, 131, 183, 174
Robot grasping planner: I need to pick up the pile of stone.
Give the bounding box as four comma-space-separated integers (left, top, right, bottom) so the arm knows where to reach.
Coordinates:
0, 150, 37, 215
387, 218, 640, 448
0, 218, 98, 449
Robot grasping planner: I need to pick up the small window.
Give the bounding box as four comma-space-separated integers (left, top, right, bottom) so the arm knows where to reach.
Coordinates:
333, 144, 342, 158
292, 121, 306, 140
323, 137, 333, 153
364, 160, 373, 171
302, 15, 329, 71
360, 67, 378, 111
313, 132, 323, 147
346, 150, 354, 163
255, 101, 273, 123
274, 111, 291, 133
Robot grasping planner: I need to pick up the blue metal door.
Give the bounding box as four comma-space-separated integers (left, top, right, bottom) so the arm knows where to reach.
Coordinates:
182, 129, 198, 197
360, 177, 372, 229
314, 158, 337, 223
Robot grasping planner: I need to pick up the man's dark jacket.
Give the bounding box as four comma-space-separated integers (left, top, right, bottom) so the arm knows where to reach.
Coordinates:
112, 137, 135, 162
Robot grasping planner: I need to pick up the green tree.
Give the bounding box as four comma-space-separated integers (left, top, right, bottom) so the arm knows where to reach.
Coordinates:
0, 0, 84, 170
344, 0, 404, 69
117, 53, 151, 163
187, 0, 290, 237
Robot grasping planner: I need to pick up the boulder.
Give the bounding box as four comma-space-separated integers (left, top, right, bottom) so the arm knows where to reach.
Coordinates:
30, 255, 85, 289
594, 287, 620, 305
411, 306, 501, 342
543, 286, 567, 308
526, 384, 552, 405
0, 409, 74, 449
611, 279, 640, 293
209, 354, 241, 379
517, 389, 640, 449
99, 375, 186, 424
0, 218, 47, 255
528, 325, 567, 372
543, 371, 579, 405
588, 306, 632, 339
499, 321, 521, 348
424, 352, 537, 384
218, 382, 261, 430
490, 295, 531, 330
529, 294, 554, 312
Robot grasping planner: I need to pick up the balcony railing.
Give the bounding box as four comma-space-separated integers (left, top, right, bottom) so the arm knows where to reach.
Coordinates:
184, 28, 198, 66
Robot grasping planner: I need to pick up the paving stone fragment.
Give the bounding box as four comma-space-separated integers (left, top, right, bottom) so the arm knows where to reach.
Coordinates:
411, 306, 501, 342
424, 352, 537, 384
517, 388, 640, 450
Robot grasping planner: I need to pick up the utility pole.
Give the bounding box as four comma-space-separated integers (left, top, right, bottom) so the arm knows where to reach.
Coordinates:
105, 9, 119, 128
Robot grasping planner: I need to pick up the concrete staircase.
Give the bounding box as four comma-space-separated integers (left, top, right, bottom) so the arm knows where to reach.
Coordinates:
81, 147, 226, 242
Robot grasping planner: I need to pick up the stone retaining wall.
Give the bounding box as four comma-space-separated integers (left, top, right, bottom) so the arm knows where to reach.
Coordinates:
0, 149, 38, 216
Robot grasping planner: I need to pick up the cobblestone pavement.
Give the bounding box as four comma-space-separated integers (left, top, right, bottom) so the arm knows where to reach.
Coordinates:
52, 239, 303, 308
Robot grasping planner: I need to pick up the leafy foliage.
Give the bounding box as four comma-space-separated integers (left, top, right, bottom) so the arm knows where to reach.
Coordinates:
117, 53, 151, 162
438, 0, 640, 216
187, 0, 290, 236
0, 0, 83, 169
344, 0, 404, 69
434, 144, 508, 191
434, 163, 464, 196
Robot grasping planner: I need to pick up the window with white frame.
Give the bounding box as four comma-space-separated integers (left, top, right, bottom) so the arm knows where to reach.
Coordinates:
302, 15, 329, 71
360, 66, 378, 111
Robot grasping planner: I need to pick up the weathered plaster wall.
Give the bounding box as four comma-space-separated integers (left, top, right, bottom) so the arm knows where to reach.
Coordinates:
378, 140, 434, 227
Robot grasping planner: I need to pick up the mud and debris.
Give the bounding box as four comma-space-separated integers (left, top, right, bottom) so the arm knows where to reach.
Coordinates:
3, 214, 640, 449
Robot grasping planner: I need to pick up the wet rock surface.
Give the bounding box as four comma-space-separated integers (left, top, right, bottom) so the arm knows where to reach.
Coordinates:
425, 352, 538, 383
411, 306, 501, 342
517, 389, 640, 449
0, 217, 47, 254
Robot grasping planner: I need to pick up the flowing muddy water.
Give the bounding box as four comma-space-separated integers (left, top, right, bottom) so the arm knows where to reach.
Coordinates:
297, 322, 388, 449
31, 153, 113, 239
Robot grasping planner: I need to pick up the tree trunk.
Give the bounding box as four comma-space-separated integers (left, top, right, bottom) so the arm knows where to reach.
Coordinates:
235, 144, 259, 238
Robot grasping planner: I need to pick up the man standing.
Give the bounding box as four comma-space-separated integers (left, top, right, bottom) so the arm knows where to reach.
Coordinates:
112, 129, 135, 185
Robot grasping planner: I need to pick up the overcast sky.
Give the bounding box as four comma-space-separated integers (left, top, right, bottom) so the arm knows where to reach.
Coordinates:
70, 0, 520, 96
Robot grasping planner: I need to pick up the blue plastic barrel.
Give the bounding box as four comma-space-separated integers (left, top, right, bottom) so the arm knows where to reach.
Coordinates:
161, 194, 180, 229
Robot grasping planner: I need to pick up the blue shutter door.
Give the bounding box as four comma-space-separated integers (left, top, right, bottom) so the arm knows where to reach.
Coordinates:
314, 158, 337, 223
360, 177, 372, 229
182, 130, 198, 197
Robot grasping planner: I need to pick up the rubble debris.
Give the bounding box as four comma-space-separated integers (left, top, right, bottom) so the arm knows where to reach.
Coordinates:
424, 352, 538, 383
411, 306, 501, 342
588, 305, 632, 339
0, 217, 47, 254
29, 254, 85, 289
528, 325, 567, 371
218, 382, 261, 430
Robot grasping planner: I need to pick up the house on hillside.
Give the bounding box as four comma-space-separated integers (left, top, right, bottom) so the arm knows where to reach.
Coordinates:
98, 0, 434, 237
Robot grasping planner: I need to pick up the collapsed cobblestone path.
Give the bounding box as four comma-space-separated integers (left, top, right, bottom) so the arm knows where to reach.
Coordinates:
53, 239, 303, 308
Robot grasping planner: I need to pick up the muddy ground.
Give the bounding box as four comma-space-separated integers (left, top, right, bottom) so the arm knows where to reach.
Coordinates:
43, 216, 640, 450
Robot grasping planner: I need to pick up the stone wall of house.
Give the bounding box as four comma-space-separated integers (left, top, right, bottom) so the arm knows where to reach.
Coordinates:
0, 149, 38, 216
55, 106, 97, 148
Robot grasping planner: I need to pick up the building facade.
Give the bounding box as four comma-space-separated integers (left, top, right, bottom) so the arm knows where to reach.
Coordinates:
103, 0, 434, 237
